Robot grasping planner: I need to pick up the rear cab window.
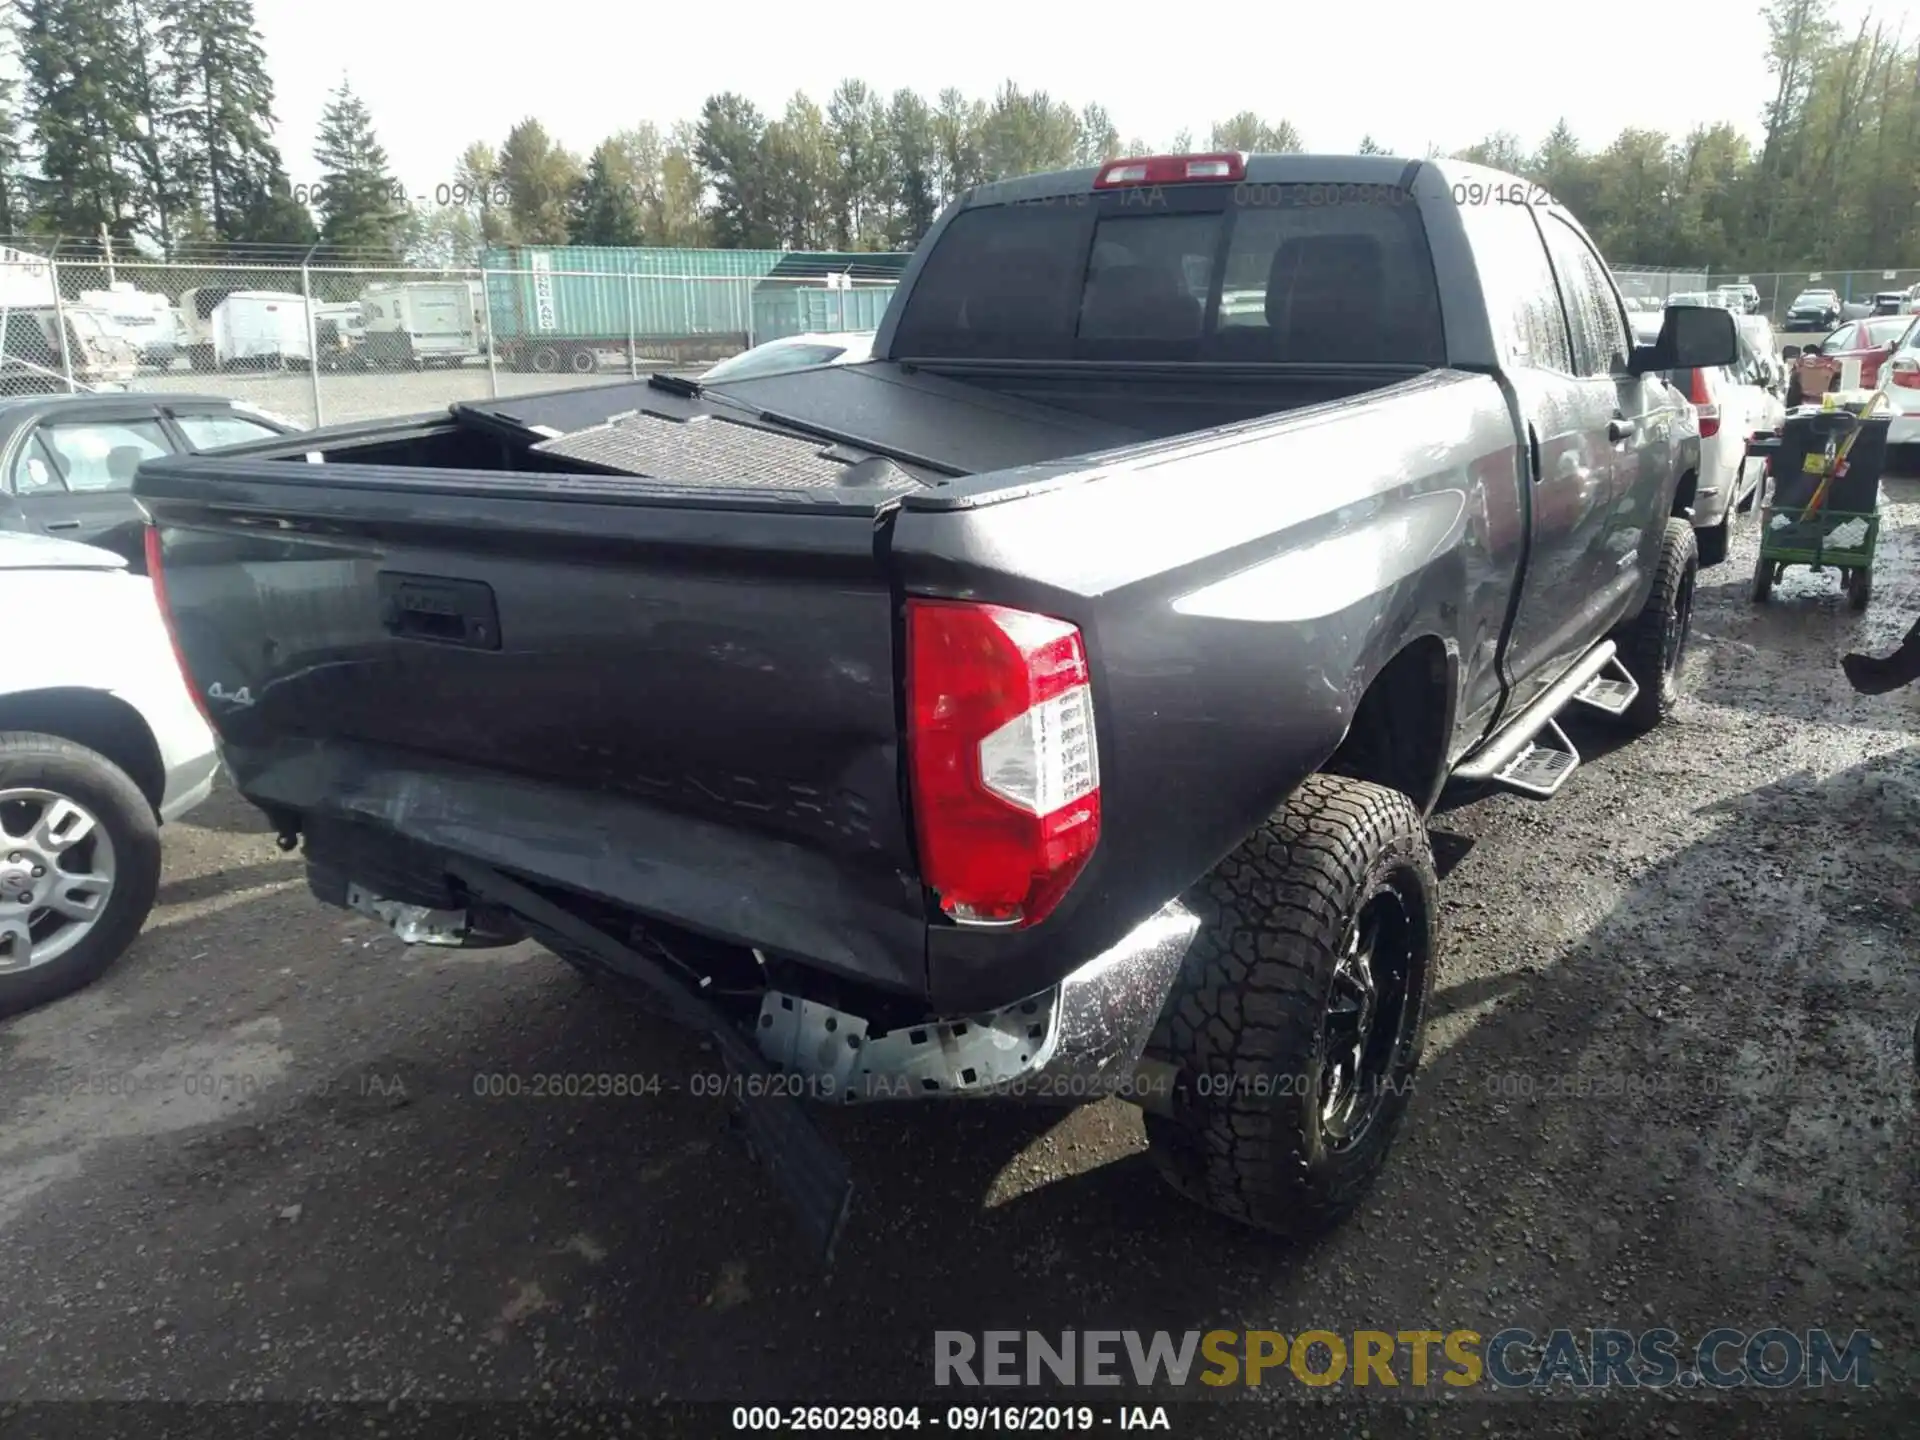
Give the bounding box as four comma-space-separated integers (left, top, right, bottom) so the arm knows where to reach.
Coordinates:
890, 182, 1447, 367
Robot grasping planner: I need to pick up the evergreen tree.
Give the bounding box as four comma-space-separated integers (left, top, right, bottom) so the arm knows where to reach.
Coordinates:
496, 119, 580, 244
120, 0, 180, 249
312, 79, 406, 259
20, 0, 140, 238
570, 138, 646, 246
0, 14, 31, 234
693, 93, 775, 248
155, 0, 303, 246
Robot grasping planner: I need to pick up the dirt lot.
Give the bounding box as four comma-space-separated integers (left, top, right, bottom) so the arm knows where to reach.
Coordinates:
2, 479, 1918, 1433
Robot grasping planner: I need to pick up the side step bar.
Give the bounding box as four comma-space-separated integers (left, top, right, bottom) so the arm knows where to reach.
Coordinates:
1452, 642, 1635, 800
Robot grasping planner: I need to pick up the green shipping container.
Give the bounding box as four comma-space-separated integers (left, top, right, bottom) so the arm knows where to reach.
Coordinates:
482, 246, 786, 352
749, 280, 897, 343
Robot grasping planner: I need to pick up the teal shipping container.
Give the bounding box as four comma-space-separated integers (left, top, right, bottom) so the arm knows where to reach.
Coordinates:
481, 245, 783, 351
749, 280, 897, 342
480, 246, 913, 369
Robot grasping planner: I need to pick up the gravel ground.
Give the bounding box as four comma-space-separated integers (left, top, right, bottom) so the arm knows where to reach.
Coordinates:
1, 474, 1917, 1434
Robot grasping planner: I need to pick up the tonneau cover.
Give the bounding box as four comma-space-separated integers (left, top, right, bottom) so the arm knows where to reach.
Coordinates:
454, 361, 1149, 478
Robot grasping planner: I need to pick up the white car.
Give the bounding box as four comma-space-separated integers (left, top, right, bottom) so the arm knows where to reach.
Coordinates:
1885, 324, 1920, 464
1662, 315, 1785, 566
700, 331, 876, 384
0, 532, 217, 1016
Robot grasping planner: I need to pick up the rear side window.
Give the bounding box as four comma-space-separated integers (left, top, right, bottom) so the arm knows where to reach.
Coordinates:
175, 414, 283, 449
1540, 217, 1629, 378
1452, 200, 1572, 372
892, 186, 1446, 366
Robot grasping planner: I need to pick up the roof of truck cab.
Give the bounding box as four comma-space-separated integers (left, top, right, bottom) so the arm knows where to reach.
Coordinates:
963, 151, 1430, 207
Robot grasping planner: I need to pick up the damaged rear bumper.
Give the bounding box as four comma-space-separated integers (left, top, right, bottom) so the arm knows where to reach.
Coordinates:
755, 901, 1198, 1110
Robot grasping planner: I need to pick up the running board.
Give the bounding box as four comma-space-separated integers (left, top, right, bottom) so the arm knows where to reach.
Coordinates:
1452, 641, 1618, 798
1487, 718, 1579, 798
1571, 656, 1640, 718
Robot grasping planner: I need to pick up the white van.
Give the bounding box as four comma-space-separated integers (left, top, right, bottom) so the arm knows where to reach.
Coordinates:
360, 281, 481, 368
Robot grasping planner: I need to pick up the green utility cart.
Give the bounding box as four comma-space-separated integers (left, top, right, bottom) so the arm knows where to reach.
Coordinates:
1744, 395, 1892, 611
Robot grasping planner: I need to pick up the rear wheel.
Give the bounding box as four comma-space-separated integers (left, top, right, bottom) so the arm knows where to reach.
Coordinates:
566, 346, 598, 375
530, 345, 562, 375
1751, 551, 1776, 603
1142, 774, 1436, 1239
0, 734, 161, 1018
1847, 566, 1872, 611
1614, 518, 1698, 731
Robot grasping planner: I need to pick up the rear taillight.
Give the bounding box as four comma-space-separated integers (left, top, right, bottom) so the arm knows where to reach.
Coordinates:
144, 525, 215, 727
1892, 357, 1920, 390
905, 599, 1101, 929
1093, 152, 1246, 188
1688, 369, 1720, 437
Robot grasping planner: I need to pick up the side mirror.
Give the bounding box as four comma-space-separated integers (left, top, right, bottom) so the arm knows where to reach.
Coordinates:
1781, 344, 1802, 362
1628, 304, 1738, 376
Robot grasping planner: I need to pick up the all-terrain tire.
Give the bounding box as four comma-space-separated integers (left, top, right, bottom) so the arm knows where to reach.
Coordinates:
0, 733, 161, 1018
1614, 518, 1698, 733
1142, 773, 1437, 1239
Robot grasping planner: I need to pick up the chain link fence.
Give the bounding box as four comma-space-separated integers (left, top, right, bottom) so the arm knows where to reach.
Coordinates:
1614, 263, 1920, 330
0, 247, 904, 428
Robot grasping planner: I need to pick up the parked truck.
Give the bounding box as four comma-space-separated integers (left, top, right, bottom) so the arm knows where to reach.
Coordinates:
360, 280, 482, 369
134, 154, 1737, 1259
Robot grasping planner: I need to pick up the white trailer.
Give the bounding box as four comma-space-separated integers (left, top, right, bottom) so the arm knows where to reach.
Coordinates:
0, 245, 58, 309
360, 280, 482, 367
79, 281, 178, 364
212, 291, 312, 369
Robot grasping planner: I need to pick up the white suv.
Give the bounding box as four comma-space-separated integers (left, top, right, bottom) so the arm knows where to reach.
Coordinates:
0, 532, 217, 1016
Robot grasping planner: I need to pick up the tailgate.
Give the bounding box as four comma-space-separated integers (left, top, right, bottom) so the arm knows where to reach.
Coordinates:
137, 460, 929, 995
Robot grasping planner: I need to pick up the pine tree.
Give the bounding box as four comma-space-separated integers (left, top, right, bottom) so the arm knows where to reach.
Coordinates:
312, 79, 406, 260
693, 94, 775, 248
156, 0, 307, 246
20, 0, 141, 238
0, 15, 30, 234
495, 119, 580, 245
120, 0, 181, 249
570, 139, 645, 246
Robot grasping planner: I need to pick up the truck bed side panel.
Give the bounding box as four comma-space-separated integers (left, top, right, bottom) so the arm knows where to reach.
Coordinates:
888, 371, 1525, 1010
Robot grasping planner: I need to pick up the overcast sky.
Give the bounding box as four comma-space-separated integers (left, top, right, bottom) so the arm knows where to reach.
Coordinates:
257, 0, 1920, 196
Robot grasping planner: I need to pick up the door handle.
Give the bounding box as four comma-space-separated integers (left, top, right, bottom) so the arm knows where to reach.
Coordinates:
45, 521, 80, 531
1607, 416, 1635, 442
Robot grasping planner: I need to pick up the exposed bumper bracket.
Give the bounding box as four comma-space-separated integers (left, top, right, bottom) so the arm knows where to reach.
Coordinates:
756, 902, 1200, 1107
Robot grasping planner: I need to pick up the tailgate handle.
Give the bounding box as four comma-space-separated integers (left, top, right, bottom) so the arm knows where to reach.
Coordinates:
377, 573, 501, 650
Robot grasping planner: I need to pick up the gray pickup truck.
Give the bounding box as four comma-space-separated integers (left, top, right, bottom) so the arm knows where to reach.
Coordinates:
133, 153, 1737, 1260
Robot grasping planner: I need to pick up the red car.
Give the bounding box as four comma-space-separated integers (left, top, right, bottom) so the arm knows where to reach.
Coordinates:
1787, 314, 1920, 404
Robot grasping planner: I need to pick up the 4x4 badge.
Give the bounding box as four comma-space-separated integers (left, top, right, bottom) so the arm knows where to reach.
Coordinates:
207, 682, 253, 707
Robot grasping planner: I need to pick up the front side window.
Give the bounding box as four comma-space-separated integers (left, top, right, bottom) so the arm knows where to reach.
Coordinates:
35, 418, 172, 493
